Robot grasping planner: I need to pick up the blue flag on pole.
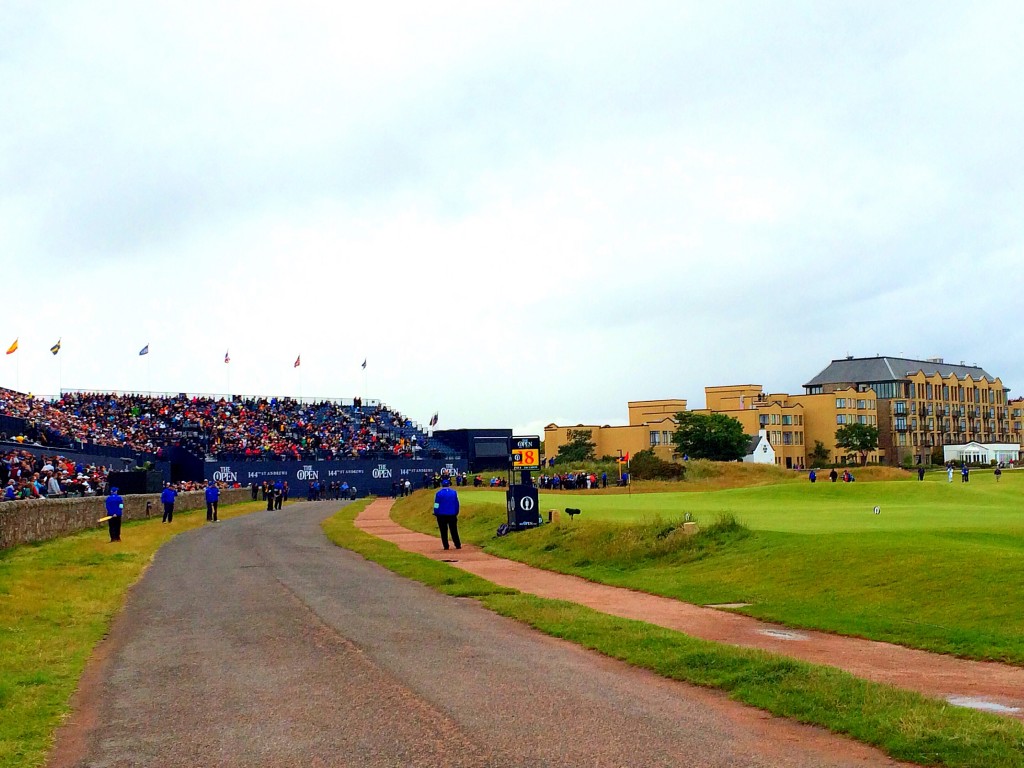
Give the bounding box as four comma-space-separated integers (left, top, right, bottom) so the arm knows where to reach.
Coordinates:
139, 344, 149, 356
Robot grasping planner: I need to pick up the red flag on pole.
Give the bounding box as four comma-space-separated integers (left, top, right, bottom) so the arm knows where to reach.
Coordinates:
294, 355, 301, 368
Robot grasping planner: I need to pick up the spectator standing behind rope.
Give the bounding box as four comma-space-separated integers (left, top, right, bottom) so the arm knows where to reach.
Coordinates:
105, 487, 124, 542
205, 480, 219, 522
432, 477, 461, 551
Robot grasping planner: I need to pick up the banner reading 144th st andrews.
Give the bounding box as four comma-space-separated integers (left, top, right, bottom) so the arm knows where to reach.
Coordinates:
204, 458, 467, 496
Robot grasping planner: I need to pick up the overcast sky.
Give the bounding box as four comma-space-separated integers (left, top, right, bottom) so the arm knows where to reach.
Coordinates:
2, 1, 1022, 435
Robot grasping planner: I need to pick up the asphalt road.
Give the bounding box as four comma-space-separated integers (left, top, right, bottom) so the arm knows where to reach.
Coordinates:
49, 502, 906, 767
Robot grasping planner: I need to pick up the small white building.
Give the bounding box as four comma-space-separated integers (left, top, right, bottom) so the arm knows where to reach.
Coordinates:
743, 429, 776, 464
943, 442, 1020, 466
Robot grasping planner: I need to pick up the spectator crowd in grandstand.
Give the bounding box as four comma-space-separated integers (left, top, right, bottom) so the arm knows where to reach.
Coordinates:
1, 448, 110, 501
1, 387, 434, 462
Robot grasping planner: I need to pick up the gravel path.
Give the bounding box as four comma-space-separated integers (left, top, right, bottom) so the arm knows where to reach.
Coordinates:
356, 498, 1024, 719
49, 501, 908, 767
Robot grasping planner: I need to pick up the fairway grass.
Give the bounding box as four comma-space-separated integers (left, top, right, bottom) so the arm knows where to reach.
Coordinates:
392, 471, 1024, 664
0, 500, 269, 768
325, 501, 1024, 768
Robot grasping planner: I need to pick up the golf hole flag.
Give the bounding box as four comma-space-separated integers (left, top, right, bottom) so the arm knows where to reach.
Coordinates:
5, 339, 17, 355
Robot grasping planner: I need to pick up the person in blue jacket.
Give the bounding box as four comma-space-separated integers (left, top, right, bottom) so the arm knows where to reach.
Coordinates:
105, 486, 124, 542
432, 477, 461, 550
160, 482, 178, 523
205, 480, 220, 522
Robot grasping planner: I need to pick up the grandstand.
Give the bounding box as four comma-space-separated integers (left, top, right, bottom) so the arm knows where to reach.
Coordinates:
1, 387, 463, 494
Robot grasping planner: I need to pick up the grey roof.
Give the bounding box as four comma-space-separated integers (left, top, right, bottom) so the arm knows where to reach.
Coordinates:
804, 356, 996, 388
745, 434, 762, 455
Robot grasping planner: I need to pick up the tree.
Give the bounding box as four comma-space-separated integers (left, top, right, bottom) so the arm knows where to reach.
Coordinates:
834, 423, 879, 466
556, 429, 596, 463
808, 440, 831, 467
671, 412, 749, 462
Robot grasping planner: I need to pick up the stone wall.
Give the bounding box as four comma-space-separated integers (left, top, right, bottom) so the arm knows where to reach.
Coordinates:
0, 488, 252, 550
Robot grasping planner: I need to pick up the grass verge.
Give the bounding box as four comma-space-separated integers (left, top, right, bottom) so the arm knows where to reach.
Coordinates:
0, 499, 269, 768
324, 501, 1024, 768
392, 485, 1024, 664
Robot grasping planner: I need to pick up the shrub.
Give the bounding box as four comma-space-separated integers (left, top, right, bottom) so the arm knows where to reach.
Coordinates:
630, 449, 686, 481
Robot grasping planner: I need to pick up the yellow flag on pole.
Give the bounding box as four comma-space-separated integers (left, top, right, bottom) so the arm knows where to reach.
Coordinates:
5, 339, 17, 355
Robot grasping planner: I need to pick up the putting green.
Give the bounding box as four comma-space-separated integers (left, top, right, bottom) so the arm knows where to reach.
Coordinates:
459, 470, 1024, 534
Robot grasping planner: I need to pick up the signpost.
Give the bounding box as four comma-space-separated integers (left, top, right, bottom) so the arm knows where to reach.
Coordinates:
507, 435, 541, 530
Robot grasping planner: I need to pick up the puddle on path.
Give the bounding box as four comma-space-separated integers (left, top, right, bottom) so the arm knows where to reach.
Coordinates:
758, 629, 809, 641
946, 696, 1021, 714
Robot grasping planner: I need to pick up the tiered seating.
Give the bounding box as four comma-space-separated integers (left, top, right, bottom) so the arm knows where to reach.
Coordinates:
0, 387, 457, 462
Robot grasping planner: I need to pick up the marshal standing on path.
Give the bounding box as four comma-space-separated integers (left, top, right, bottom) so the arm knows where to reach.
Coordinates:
161, 482, 177, 523
105, 486, 124, 542
432, 477, 461, 550
205, 480, 220, 522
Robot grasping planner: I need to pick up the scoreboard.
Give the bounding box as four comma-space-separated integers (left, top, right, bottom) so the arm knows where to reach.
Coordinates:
510, 435, 541, 471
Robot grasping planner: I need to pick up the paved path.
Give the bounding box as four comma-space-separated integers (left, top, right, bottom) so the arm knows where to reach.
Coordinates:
50, 502, 908, 767
356, 499, 1024, 718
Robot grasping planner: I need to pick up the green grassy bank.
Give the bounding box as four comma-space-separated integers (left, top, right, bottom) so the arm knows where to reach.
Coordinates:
324, 500, 1024, 768
0, 500, 269, 768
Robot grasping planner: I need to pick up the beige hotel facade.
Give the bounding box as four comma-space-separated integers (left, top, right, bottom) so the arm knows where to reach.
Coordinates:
543, 355, 1022, 468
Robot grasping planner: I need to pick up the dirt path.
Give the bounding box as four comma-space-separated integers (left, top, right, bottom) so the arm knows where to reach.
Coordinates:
355, 499, 1024, 718
47, 501, 916, 767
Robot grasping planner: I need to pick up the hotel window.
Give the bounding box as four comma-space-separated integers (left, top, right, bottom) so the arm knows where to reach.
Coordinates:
836, 415, 848, 425
858, 415, 868, 424
836, 398, 846, 408
782, 415, 792, 425
649, 432, 660, 446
